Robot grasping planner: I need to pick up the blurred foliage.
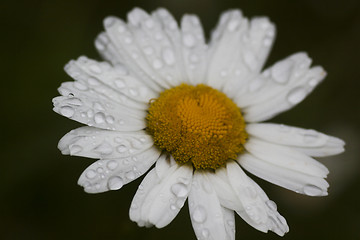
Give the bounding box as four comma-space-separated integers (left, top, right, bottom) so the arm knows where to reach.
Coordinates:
1, 0, 360, 239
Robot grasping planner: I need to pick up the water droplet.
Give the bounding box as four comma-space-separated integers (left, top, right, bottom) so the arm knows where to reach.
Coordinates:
60, 106, 75, 118
89, 64, 102, 74
88, 77, 100, 86
201, 229, 209, 238
117, 145, 127, 153
106, 115, 115, 124
143, 46, 154, 55
308, 78, 319, 87
104, 17, 115, 28
287, 87, 307, 105
227, 20, 239, 32
95, 142, 113, 155
235, 69, 242, 76
74, 82, 88, 91
243, 51, 257, 71
303, 184, 324, 196
189, 54, 199, 63
271, 60, 293, 84
86, 169, 97, 179
263, 37, 272, 47
145, 18, 154, 29
129, 88, 138, 96
126, 171, 136, 180
170, 204, 177, 211
95, 40, 105, 51
303, 131, 319, 143
117, 24, 126, 33
131, 52, 139, 59
94, 112, 106, 124
70, 145, 82, 154
153, 59, 163, 69
107, 160, 118, 170
108, 176, 124, 190
266, 200, 277, 211
124, 37, 133, 44
155, 32, 163, 40
168, 21, 177, 30
192, 206, 207, 223
220, 70, 228, 77
227, 220, 235, 227
115, 79, 126, 88
183, 33, 196, 48
87, 109, 94, 118
162, 48, 175, 66
171, 183, 189, 198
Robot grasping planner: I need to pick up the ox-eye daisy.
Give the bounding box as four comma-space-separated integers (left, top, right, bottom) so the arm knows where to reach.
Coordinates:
53, 7, 345, 239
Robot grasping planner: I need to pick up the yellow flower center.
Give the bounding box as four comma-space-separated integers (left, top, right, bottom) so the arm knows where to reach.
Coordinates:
146, 84, 247, 170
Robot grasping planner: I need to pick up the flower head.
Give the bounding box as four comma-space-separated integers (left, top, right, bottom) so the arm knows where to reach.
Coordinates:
53, 7, 345, 239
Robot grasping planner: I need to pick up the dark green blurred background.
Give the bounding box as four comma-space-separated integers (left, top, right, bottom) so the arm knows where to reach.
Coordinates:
2, 0, 360, 239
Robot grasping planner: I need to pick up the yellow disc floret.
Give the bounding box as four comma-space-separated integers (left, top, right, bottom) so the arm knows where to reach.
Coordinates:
146, 84, 247, 170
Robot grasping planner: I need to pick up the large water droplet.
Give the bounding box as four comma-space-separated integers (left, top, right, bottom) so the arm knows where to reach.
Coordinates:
183, 33, 196, 48
162, 48, 175, 65
107, 160, 119, 170
171, 183, 189, 198
95, 142, 113, 155
266, 200, 277, 211
271, 60, 293, 84
86, 169, 97, 179
192, 206, 207, 223
287, 87, 307, 105
94, 112, 106, 124
60, 106, 75, 118
117, 145, 127, 153
89, 64, 102, 74
152, 59, 163, 69
201, 229, 210, 238
303, 184, 324, 196
108, 176, 124, 190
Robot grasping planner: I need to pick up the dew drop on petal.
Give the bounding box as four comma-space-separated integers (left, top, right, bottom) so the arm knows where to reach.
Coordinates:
303, 184, 324, 196
117, 145, 127, 153
192, 206, 207, 223
266, 200, 277, 211
171, 183, 189, 198
201, 229, 210, 238
153, 59, 163, 69
271, 60, 292, 84
303, 131, 319, 143
126, 171, 136, 180
60, 106, 75, 118
183, 33, 196, 48
227, 20, 239, 32
162, 48, 175, 66
89, 64, 102, 74
287, 87, 307, 105
107, 160, 118, 170
106, 115, 115, 124
86, 169, 97, 179
108, 176, 124, 190
69, 145, 82, 154
94, 112, 106, 124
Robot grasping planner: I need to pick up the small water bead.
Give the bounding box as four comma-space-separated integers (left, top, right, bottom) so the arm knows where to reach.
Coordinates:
153, 59, 163, 69
94, 112, 106, 124
115, 79, 126, 89
88, 77, 100, 86
107, 160, 119, 170
287, 87, 307, 105
104, 17, 115, 28
303, 184, 324, 196
192, 206, 207, 223
124, 36, 133, 44
201, 229, 210, 238
129, 88, 138, 96
271, 60, 292, 84
117, 145, 127, 153
171, 183, 189, 198
189, 54, 199, 63
144, 18, 155, 29
69, 145, 82, 154
89, 64, 102, 74
155, 32, 163, 40
108, 176, 124, 190
126, 171, 136, 180
95, 142, 113, 155
162, 48, 175, 66
243, 51, 257, 71
143, 46, 154, 55
183, 33, 196, 48
60, 106, 75, 118
74, 81, 88, 91
266, 200, 277, 211
227, 20, 239, 32
263, 37, 272, 47
106, 116, 115, 124
86, 169, 97, 179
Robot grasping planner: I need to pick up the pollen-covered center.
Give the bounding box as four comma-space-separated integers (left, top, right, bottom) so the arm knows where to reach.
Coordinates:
146, 84, 247, 170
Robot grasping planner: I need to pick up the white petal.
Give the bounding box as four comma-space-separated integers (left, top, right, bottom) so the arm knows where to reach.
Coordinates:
238, 53, 326, 122
244, 138, 329, 178
77, 147, 160, 193
58, 126, 153, 159
238, 153, 329, 196
227, 161, 289, 235
130, 158, 193, 228
70, 56, 158, 104
206, 11, 275, 98
189, 171, 235, 240
246, 123, 345, 157
180, 14, 208, 85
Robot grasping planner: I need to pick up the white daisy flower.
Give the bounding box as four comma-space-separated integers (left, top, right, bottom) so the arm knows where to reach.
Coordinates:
53, 7, 345, 239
